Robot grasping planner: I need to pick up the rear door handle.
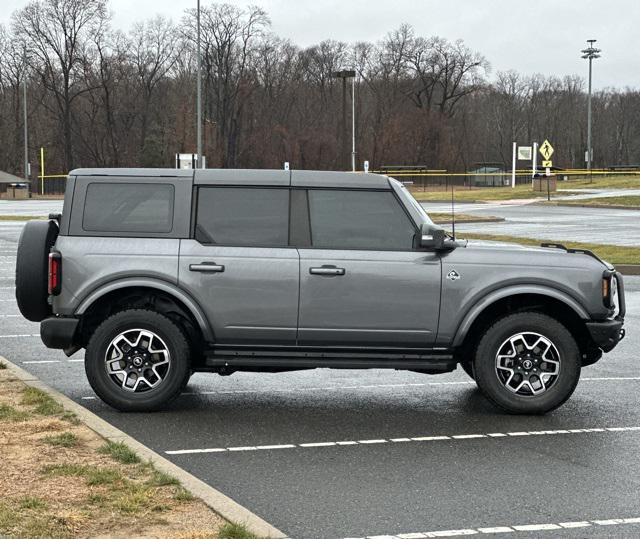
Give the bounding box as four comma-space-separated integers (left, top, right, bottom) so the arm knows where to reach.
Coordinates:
189, 263, 225, 273
309, 266, 345, 276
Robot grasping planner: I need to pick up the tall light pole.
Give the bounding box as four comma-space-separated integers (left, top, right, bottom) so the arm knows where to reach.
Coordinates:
581, 39, 601, 172
23, 47, 29, 182
351, 72, 356, 172
196, 0, 203, 168
332, 69, 356, 171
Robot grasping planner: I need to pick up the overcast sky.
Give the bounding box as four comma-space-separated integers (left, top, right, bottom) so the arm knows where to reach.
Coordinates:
2, 0, 638, 89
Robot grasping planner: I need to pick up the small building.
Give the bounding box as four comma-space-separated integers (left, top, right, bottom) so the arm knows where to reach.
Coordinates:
469, 162, 507, 187
0, 170, 29, 199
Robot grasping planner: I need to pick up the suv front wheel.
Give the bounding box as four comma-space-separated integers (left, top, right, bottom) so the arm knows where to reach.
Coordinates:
473, 312, 580, 414
85, 309, 191, 412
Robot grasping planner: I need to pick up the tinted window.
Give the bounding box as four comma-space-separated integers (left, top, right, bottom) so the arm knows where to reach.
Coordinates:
83, 183, 174, 233
308, 190, 416, 250
196, 187, 289, 246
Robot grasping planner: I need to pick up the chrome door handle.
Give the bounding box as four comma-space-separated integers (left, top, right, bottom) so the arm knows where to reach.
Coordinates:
189, 263, 225, 273
309, 266, 345, 276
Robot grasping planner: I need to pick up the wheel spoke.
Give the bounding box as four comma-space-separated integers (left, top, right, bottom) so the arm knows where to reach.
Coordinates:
494, 331, 561, 397
104, 328, 171, 394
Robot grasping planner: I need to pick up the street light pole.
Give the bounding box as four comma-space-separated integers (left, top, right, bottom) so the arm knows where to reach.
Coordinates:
332, 69, 356, 171
351, 73, 356, 172
23, 47, 29, 182
581, 39, 601, 173
196, 0, 202, 168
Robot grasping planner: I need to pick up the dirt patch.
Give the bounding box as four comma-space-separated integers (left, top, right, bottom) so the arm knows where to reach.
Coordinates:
0, 369, 227, 538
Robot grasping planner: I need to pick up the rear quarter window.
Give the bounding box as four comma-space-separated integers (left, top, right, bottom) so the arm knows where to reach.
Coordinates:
82, 183, 174, 233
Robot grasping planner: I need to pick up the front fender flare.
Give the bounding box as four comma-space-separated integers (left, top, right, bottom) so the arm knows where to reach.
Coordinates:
75, 278, 214, 342
451, 284, 590, 347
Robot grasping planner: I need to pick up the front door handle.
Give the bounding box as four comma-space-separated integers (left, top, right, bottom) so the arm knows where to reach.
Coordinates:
189, 263, 225, 273
309, 266, 346, 276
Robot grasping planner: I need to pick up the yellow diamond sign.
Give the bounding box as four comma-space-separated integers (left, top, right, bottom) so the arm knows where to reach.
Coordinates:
539, 140, 554, 161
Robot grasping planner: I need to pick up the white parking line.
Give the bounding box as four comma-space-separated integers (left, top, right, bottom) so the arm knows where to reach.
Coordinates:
21, 359, 83, 364
0, 314, 21, 318
0, 333, 39, 338
164, 425, 640, 455
347, 516, 640, 538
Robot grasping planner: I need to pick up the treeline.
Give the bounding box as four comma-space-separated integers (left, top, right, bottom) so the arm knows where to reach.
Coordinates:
1, 0, 639, 177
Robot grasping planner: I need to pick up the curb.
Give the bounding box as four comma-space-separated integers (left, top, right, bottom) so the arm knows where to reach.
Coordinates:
617, 265, 640, 276
540, 202, 640, 211
0, 355, 287, 539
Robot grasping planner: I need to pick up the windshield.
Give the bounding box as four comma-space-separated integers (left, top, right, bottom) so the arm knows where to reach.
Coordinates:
389, 178, 434, 224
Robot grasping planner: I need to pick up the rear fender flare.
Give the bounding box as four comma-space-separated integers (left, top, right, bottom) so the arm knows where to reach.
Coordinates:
75, 278, 213, 341
452, 285, 589, 347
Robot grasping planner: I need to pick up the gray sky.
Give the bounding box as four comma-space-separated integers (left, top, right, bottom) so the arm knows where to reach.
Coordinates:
3, 0, 638, 89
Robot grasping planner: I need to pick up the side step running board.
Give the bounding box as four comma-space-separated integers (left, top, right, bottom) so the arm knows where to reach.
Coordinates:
204, 354, 456, 373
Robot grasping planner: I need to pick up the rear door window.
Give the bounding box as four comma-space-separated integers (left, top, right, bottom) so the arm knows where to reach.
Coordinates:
82, 183, 174, 233
195, 187, 289, 246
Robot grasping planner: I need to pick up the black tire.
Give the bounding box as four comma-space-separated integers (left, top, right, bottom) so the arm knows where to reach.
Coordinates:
85, 309, 191, 412
15, 220, 58, 322
460, 361, 475, 380
473, 312, 580, 414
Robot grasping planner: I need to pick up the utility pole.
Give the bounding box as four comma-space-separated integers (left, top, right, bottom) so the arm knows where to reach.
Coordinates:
196, 0, 202, 168
332, 69, 356, 171
581, 39, 601, 174
351, 73, 356, 172
23, 47, 29, 182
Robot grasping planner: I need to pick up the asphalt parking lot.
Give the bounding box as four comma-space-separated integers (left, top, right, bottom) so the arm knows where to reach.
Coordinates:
1, 215, 640, 538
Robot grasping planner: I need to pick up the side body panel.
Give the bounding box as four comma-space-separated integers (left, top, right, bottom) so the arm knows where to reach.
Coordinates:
52, 236, 180, 315
178, 241, 299, 344
297, 249, 441, 347
437, 243, 609, 346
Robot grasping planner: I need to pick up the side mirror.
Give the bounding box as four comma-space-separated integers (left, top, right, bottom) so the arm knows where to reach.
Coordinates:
420, 223, 456, 251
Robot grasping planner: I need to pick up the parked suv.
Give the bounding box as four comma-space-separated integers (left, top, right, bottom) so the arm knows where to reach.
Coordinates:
16, 168, 625, 413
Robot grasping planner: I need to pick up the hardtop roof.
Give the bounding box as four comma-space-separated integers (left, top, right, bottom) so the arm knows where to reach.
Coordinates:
68, 168, 392, 189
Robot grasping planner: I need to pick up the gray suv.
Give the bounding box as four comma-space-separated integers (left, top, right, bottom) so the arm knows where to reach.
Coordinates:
15, 168, 625, 413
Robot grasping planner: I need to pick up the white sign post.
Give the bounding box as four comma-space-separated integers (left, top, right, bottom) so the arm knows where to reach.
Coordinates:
532, 142, 538, 182
284, 162, 290, 171
511, 142, 517, 188
364, 160, 369, 173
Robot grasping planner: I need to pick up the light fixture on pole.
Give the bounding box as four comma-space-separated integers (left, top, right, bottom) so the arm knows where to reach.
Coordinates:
332, 69, 356, 171
196, 0, 203, 168
581, 39, 601, 172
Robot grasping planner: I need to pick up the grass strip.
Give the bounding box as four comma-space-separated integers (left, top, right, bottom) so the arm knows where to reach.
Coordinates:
98, 440, 141, 464
459, 233, 640, 265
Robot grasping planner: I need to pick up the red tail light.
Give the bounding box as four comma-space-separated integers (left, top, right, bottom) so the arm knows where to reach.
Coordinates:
48, 252, 61, 295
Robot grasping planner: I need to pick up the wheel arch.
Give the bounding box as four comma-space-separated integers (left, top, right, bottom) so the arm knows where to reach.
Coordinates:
453, 287, 593, 361
75, 278, 214, 344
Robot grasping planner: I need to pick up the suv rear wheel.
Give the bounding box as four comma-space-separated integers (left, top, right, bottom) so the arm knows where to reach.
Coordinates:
85, 309, 191, 412
473, 312, 580, 414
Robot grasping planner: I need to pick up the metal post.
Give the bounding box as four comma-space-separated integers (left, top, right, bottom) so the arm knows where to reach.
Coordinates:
532, 142, 538, 182
587, 55, 592, 173
581, 39, 600, 179
40, 147, 44, 195
511, 142, 517, 188
332, 70, 356, 171
196, 0, 202, 168
23, 60, 29, 183
351, 73, 356, 172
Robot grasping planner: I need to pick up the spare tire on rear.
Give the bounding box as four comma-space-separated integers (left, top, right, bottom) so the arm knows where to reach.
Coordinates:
15, 220, 59, 322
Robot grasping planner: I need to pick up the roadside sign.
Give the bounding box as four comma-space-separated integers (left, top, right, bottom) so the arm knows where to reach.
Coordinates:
539, 140, 554, 161
364, 160, 370, 173
284, 162, 290, 171
542, 160, 553, 168
517, 146, 532, 160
